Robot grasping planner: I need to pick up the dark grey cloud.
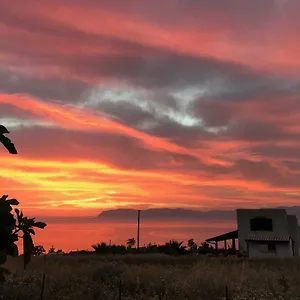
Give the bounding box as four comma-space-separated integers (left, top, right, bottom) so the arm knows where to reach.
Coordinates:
202, 78, 300, 103
282, 161, 300, 171
190, 157, 300, 189
189, 99, 233, 127
0, 69, 89, 102
84, 97, 212, 145
10, 49, 297, 107
232, 159, 300, 189
60, 52, 263, 90
224, 120, 292, 142
252, 146, 300, 161
188, 83, 300, 130
91, 101, 157, 129
148, 119, 209, 140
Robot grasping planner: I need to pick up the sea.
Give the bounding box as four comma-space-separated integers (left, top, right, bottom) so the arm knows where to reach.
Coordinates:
17, 218, 236, 253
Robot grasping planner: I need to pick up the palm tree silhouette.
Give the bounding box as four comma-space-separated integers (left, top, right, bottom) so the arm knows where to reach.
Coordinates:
127, 238, 136, 249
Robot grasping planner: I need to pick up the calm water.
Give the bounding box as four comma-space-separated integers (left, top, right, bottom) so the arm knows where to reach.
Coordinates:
19, 218, 236, 252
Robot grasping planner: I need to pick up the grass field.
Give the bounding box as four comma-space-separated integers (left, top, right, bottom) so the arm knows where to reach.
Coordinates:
2, 254, 300, 300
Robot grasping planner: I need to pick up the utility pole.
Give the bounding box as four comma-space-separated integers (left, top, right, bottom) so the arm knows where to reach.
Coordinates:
137, 210, 140, 252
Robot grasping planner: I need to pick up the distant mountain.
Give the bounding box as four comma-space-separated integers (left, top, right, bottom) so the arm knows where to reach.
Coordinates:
97, 207, 300, 221
97, 208, 236, 221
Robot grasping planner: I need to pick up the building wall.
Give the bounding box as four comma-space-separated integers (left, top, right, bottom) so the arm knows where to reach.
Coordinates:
248, 241, 293, 259
236, 209, 290, 255
287, 215, 300, 256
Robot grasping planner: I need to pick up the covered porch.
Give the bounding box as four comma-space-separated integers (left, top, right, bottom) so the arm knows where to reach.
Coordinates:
205, 230, 238, 255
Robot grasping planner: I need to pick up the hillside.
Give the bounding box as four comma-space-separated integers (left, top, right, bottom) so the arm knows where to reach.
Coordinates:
97, 208, 236, 221
97, 207, 300, 221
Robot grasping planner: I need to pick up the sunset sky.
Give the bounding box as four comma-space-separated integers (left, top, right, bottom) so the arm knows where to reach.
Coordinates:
1, 0, 300, 217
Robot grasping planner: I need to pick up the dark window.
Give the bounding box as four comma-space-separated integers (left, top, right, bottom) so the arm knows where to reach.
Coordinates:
250, 217, 273, 231
258, 244, 268, 253
268, 243, 276, 253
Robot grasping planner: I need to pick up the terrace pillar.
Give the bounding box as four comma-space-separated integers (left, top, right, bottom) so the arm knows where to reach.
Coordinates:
232, 238, 236, 251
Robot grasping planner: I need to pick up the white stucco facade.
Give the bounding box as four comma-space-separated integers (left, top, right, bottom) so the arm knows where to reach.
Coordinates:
247, 240, 293, 259
237, 208, 300, 259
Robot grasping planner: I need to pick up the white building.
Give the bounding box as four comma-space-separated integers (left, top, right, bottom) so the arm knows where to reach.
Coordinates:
237, 208, 300, 259
205, 208, 300, 259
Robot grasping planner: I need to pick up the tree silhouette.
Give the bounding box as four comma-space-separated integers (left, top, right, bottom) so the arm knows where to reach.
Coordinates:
16, 213, 46, 268
127, 238, 136, 249
0, 125, 46, 281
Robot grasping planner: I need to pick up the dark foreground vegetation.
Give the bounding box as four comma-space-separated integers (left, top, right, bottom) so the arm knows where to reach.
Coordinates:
89, 238, 222, 256
3, 254, 300, 300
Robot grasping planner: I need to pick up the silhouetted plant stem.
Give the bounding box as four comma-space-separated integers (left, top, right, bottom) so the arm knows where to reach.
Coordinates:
40, 273, 46, 300
118, 279, 122, 300
225, 284, 229, 300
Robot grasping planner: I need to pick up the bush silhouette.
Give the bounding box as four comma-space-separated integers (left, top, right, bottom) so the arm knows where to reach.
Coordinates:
92, 242, 127, 255
32, 245, 46, 256
89, 238, 218, 256
187, 238, 198, 253
48, 245, 56, 254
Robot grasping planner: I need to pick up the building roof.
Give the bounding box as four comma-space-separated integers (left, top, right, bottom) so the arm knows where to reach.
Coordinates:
206, 230, 238, 242
245, 235, 290, 242
236, 208, 287, 213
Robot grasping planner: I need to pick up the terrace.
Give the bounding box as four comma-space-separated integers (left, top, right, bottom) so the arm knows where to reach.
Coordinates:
205, 230, 238, 255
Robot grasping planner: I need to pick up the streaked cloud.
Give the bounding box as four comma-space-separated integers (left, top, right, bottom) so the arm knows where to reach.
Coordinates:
1, 0, 300, 216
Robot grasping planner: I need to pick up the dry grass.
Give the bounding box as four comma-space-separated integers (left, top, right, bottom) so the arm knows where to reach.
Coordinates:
2, 254, 300, 300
